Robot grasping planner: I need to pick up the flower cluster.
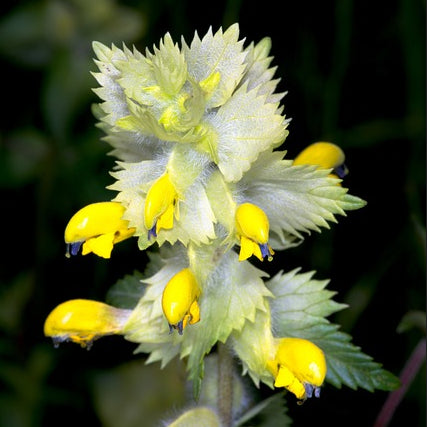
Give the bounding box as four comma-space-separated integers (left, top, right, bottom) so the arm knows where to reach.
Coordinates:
45, 24, 397, 413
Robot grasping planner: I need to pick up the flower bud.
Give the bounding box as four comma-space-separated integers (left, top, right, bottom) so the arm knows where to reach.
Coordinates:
293, 142, 348, 178
44, 299, 131, 348
267, 337, 327, 401
144, 173, 179, 239
235, 203, 274, 261
162, 268, 201, 335
64, 202, 135, 259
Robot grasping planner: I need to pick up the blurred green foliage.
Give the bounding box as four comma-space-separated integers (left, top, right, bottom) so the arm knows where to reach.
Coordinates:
0, 0, 425, 426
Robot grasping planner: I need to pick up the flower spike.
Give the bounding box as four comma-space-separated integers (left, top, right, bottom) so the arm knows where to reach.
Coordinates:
293, 141, 349, 179
235, 203, 274, 262
267, 337, 327, 401
162, 268, 201, 334
44, 299, 132, 349
144, 173, 179, 239
64, 202, 135, 259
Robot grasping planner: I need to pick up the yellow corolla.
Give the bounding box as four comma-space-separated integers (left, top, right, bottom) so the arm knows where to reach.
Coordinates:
44, 299, 132, 348
293, 141, 349, 179
64, 202, 135, 259
162, 268, 201, 335
267, 337, 327, 401
235, 203, 274, 262
144, 173, 179, 239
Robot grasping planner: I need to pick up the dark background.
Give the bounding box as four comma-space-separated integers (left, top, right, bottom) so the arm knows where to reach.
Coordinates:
0, 0, 425, 426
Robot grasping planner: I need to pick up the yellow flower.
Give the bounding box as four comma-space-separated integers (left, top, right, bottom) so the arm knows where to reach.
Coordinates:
64, 202, 135, 259
235, 203, 274, 262
162, 268, 201, 335
293, 141, 349, 179
44, 299, 132, 348
144, 173, 179, 239
267, 337, 327, 401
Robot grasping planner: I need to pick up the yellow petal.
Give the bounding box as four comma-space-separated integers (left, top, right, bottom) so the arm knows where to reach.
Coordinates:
293, 142, 345, 169
144, 173, 178, 237
44, 299, 131, 348
276, 338, 327, 387
236, 203, 270, 245
161, 268, 200, 334
64, 202, 135, 257
275, 365, 306, 400
82, 233, 115, 258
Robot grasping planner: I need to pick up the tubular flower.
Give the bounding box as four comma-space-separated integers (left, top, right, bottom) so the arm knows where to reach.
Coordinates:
64, 202, 135, 259
44, 299, 132, 348
162, 268, 201, 335
267, 337, 327, 401
235, 203, 274, 262
293, 141, 349, 179
144, 173, 179, 239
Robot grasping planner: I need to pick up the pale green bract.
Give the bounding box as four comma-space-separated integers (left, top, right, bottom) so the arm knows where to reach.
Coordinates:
90, 23, 398, 408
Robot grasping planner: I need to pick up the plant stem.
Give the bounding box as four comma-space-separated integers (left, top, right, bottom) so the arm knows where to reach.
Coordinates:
218, 342, 234, 427
374, 338, 426, 427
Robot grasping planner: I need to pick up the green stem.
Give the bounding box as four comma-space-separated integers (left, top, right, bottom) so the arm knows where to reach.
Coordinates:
217, 342, 234, 427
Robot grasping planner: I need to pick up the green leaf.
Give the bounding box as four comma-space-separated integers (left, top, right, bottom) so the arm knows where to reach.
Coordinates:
267, 269, 400, 392
91, 359, 186, 427
105, 270, 145, 309
241, 150, 366, 245
167, 408, 221, 427
205, 84, 288, 182
183, 24, 247, 108
234, 394, 292, 427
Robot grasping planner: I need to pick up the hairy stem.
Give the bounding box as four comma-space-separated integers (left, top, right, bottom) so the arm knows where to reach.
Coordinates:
217, 342, 234, 427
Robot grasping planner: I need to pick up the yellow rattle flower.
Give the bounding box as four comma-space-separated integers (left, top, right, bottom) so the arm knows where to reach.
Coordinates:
235, 203, 274, 262
267, 337, 327, 401
144, 173, 179, 239
162, 268, 201, 335
293, 141, 349, 179
64, 202, 135, 259
44, 299, 132, 349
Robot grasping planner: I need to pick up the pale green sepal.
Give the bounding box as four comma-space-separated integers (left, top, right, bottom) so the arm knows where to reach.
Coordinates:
149, 32, 187, 96
154, 181, 217, 247
109, 155, 216, 246
206, 84, 288, 182
180, 250, 272, 384
240, 150, 361, 241
182, 24, 247, 108
231, 307, 276, 389
239, 37, 285, 103
122, 246, 189, 367
205, 169, 237, 235
338, 193, 367, 211
91, 42, 129, 126
166, 407, 221, 427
